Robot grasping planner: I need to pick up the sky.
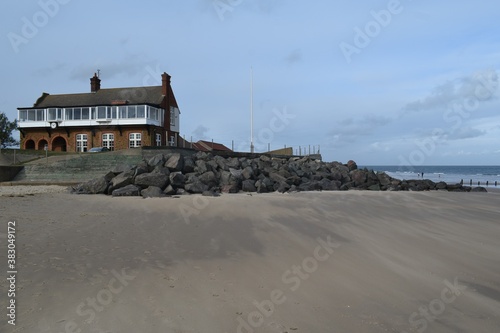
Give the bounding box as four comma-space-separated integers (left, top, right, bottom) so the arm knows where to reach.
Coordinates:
1, 0, 499, 165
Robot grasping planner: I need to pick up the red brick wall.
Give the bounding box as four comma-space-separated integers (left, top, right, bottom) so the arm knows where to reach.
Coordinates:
20, 126, 168, 152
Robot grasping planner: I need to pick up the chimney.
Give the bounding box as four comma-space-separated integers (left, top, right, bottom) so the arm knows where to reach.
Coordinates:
162, 72, 171, 96
90, 73, 101, 93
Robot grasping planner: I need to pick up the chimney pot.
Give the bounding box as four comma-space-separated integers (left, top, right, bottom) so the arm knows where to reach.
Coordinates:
162, 72, 171, 96
90, 73, 101, 93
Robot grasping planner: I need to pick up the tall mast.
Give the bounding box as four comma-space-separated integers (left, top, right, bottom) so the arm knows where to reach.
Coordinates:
250, 66, 254, 153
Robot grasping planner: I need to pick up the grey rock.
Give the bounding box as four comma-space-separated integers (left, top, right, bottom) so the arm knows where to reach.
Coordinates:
195, 160, 209, 174
318, 178, 340, 191
148, 154, 165, 169
199, 171, 217, 187
275, 181, 291, 193
435, 182, 447, 189
229, 168, 242, 179
347, 160, 357, 171
73, 176, 109, 194
471, 187, 487, 192
112, 184, 141, 197
141, 186, 165, 198
350, 169, 367, 186
109, 172, 134, 192
163, 184, 176, 195
165, 153, 184, 172
111, 164, 134, 174
241, 166, 254, 180
202, 190, 220, 197
183, 156, 195, 173
185, 178, 209, 194
135, 172, 168, 189
242, 179, 256, 192
169, 172, 186, 188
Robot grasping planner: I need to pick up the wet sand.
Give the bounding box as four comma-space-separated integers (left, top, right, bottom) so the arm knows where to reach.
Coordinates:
1, 189, 499, 332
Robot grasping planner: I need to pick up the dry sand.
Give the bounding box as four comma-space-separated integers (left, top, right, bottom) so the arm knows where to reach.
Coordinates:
0, 189, 499, 333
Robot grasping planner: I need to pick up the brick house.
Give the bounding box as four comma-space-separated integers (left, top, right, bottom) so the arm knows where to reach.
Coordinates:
17, 72, 180, 152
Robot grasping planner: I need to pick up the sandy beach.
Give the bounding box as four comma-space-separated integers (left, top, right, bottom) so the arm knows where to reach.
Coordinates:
1, 188, 499, 333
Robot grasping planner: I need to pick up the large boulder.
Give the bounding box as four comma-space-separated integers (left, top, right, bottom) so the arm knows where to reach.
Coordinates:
350, 169, 367, 187
242, 179, 256, 192
347, 160, 358, 171
108, 172, 134, 193
141, 186, 165, 198
148, 154, 165, 170
199, 171, 217, 188
185, 178, 209, 193
73, 176, 109, 194
165, 153, 184, 172
134, 172, 168, 189
183, 156, 195, 173
169, 172, 186, 188
112, 184, 141, 197
195, 160, 209, 174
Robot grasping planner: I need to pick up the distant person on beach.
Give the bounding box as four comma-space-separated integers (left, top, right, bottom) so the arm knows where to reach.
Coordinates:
422, 172, 424, 178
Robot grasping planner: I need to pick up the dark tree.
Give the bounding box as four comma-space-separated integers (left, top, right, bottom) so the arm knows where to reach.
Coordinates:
0, 112, 18, 148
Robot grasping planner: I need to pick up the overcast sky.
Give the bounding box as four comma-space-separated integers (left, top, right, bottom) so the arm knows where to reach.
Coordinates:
1, 0, 499, 165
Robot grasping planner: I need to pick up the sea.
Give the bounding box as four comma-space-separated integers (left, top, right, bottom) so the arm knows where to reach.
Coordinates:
361, 165, 500, 187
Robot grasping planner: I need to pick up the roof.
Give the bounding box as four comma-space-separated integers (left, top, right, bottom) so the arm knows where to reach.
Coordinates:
193, 140, 232, 152
21, 86, 167, 109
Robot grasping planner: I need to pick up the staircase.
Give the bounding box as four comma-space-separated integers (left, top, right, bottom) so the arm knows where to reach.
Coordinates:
13, 150, 144, 183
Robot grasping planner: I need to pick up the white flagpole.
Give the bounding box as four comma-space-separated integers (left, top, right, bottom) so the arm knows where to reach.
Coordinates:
250, 66, 254, 153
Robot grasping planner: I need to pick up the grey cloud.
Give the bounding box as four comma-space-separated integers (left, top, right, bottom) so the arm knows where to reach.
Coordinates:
69, 55, 156, 82
329, 114, 392, 145
284, 49, 302, 65
447, 127, 485, 140
403, 69, 499, 113
192, 125, 210, 141
34, 62, 68, 77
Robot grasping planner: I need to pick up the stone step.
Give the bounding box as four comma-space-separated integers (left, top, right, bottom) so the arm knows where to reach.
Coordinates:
14, 153, 143, 182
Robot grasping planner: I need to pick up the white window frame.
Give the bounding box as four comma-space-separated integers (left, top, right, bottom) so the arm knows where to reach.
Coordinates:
129, 133, 141, 148
76, 134, 88, 152
102, 133, 115, 151
155, 133, 161, 146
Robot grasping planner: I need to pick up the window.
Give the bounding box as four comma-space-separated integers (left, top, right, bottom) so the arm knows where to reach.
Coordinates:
170, 107, 175, 126
73, 108, 82, 120
137, 105, 145, 118
102, 133, 114, 151
129, 133, 141, 148
97, 106, 107, 119
48, 108, 62, 121
36, 109, 44, 121
169, 135, 175, 146
155, 133, 161, 146
110, 107, 117, 119
119, 106, 127, 119
76, 134, 88, 152
82, 107, 90, 120
127, 106, 136, 118
19, 109, 46, 122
